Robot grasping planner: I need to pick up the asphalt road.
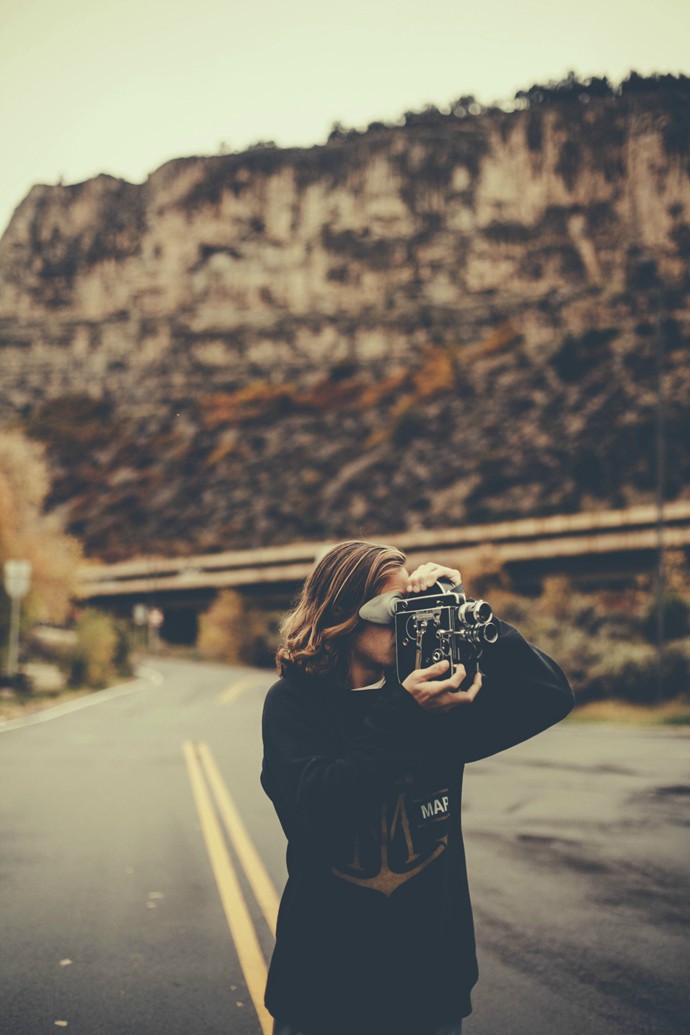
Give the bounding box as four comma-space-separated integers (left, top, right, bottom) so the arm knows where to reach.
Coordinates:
0, 657, 688, 1035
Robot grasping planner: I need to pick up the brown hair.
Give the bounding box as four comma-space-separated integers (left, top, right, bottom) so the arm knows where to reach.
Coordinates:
277, 540, 406, 682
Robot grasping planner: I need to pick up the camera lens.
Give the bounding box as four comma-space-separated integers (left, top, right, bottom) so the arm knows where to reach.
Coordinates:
483, 621, 499, 644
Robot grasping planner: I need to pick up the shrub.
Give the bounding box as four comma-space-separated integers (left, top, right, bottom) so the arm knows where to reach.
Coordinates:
69, 609, 121, 688
113, 619, 135, 677
197, 590, 278, 667
643, 593, 690, 642
585, 642, 658, 702
469, 569, 690, 704
584, 640, 690, 704
0, 428, 84, 667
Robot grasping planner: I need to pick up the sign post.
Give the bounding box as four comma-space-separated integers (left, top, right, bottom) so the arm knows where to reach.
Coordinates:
3, 560, 32, 677
147, 607, 164, 652
132, 603, 149, 651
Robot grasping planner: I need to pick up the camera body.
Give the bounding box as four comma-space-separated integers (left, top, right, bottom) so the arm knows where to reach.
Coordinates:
394, 578, 498, 690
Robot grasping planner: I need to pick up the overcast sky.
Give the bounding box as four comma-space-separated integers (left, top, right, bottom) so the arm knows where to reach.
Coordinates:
1, 0, 688, 236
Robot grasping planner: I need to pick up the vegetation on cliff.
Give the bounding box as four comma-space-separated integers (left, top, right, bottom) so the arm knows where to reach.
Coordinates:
0, 72, 689, 564
0, 429, 82, 638
24, 304, 688, 563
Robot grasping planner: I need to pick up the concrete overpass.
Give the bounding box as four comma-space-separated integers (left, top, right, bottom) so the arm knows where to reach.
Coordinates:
76, 499, 690, 606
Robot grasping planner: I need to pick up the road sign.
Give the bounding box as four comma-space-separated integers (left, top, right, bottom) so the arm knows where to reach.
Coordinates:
148, 607, 164, 629
4, 560, 32, 600
3, 560, 32, 678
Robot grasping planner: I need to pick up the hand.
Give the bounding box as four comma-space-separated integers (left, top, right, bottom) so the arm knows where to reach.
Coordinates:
402, 659, 482, 713
406, 562, 462, 594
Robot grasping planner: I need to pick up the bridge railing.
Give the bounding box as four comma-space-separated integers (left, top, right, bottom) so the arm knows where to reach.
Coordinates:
74, 500, 690, 600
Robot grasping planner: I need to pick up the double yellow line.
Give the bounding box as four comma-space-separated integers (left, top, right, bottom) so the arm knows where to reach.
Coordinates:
182, 740, 280, 1035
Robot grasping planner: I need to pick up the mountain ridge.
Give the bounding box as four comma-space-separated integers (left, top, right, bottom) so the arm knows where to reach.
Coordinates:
1, 75, 688, 561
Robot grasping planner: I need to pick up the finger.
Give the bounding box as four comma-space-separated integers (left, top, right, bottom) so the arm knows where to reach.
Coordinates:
415, 674, 466, 696
412, 672, 482, 711
433, 565, 461, 585
414, 659, 451, 680
420, 665, 467, 694
424, 662, 467, 689
449, 671, 483, 702
412, 659, 474, 687
406, 565, 437, 592
426, 668, 482, 699
407, 564, 462, 593
447, 663, 467, 689
402, 659, 452, 694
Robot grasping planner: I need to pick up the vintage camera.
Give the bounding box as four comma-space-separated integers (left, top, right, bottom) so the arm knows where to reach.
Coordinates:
394, 578, 498, 691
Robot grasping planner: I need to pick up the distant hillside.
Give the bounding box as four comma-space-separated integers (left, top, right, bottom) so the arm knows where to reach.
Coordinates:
1, 73, 689, 561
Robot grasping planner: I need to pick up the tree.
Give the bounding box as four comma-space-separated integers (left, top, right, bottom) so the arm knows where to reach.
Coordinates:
0, 429, 82, 658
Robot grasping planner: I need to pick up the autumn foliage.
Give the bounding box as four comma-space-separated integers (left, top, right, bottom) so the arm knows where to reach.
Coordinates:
0, 429, 83, 633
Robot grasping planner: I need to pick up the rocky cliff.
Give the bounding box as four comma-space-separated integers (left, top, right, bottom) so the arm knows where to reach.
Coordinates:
1, 77, 689, 560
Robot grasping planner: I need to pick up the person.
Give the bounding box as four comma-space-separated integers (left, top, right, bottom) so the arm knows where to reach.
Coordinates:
261, 541, 574, 1035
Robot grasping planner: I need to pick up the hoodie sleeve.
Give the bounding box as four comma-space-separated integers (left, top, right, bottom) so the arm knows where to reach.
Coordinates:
261, 675, 432, 851
448, 619, 575, 762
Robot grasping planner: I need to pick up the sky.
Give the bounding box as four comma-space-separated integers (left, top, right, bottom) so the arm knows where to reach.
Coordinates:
0, 0, 689, 236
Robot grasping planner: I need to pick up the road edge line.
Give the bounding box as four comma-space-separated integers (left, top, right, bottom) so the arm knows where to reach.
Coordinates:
0, 667, 163, 735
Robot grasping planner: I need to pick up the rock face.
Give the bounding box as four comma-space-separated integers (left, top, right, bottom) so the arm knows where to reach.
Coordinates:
1, 86, 689, 560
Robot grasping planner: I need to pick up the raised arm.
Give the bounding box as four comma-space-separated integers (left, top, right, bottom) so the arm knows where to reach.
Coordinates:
449, 619, 574, 762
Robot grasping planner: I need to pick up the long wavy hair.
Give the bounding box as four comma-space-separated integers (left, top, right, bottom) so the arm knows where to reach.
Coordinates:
277, 540, 406, 683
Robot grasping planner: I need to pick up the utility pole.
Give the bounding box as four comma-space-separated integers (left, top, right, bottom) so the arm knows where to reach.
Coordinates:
654, 283, 667, 703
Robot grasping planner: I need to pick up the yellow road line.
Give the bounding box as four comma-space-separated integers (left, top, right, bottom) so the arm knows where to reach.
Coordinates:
197, 741, 280, 937
182, 740, 273, 1035
219, 676, 264, 705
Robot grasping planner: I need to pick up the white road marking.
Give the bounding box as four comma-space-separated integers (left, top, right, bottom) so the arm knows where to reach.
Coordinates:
219, 675, 267, 705
0, 668, 163, 734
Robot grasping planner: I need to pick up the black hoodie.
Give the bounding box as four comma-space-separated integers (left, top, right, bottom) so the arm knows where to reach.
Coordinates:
261, 620, 574, 1035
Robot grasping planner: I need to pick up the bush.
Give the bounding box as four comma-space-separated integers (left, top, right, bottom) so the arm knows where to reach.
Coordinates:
585, 640, 690, 704
661, 641, 690, 699
68, 609, 128, 689
0, 428, 84, 658
585, 642, 658, 703
472, 570, 690, 705
197, 590, 278, 667
643, 593, 690, 642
